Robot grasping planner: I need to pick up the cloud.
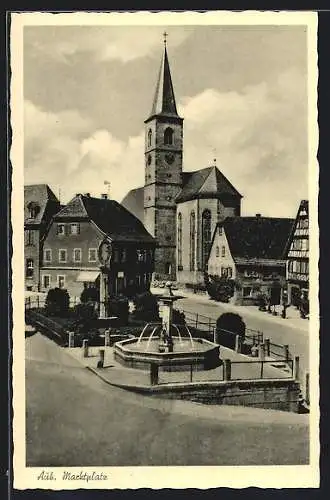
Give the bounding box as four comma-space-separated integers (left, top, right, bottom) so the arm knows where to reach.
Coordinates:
24, 100, 144, 203
178, 67, 308, 217
24, 65, 308, 218
26, 26, 190, 64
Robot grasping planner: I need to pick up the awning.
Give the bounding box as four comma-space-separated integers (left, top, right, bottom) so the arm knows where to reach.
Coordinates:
76, 271, 100, 283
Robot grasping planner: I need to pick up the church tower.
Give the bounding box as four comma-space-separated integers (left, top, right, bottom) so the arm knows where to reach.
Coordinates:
144, 35, 183, 280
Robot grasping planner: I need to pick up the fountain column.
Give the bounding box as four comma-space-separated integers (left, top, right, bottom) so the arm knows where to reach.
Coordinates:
158, 283, 180, 353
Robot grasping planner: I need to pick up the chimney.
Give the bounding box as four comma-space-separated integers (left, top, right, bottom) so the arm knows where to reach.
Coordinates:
101, 193, 108, 200
256, 213, 261, 217
84, 193, 91, 197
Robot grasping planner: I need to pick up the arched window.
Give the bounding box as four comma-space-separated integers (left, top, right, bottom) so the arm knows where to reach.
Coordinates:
190, 211, 196, 271
147, 129, 152, 147
177, 212, 182, 269
202, 209, 212, 270
164, 127, 174, 146
216, 246, 220, 257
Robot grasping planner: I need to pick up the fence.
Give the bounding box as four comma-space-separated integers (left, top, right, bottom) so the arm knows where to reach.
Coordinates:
155, 357, 295, 385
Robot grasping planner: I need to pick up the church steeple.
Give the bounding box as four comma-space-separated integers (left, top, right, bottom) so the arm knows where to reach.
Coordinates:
147, 34, 180, 119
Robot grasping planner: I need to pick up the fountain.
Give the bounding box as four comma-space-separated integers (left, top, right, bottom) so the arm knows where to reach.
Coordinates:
114, 283, 221, 371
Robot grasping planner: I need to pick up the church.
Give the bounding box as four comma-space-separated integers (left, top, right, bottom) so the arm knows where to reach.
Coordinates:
122, 38, 242, 285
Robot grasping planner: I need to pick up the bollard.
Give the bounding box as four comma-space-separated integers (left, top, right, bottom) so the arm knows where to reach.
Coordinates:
294, 356, 300, 381
259, 343, 265, 361
150, 363, 159, 385
305, 372, 310, 406
235, 335, 242, 354
82, 339, 89, 358
284, 344, 290, 362
223, 359, 231, 381
97, 349, 105, 368
264, 338, 270, 357
68, 331, 75, 348
105, 329, 111, 347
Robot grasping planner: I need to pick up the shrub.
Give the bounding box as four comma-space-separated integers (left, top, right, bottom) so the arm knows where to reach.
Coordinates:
108, 295, 129, 326
133, 291, 160, 322
80, 286, 100, 304
215, 312, 246, 348
204, 274, 235, 302
45, 287, 70, 317
172, 309, 185, 325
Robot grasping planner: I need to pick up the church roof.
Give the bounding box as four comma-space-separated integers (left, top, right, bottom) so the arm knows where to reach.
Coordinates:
176, 166, 242, 203
55, 193, 155, 244
218, 216, 294, 262
146, 45, 181, 121
121, 187, 144, 223
24, 184, 60, 225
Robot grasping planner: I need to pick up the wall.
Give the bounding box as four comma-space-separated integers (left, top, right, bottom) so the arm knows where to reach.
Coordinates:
143, 379, 300, 412
25, 228, 41, 291
207, 226, 236, 278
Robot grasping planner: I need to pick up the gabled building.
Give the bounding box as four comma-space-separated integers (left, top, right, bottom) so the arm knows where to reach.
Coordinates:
40, 193, 156, 299
122, 39, 242, 283
207, 215, 294, 305
285, 200, 309, 305
24, 184, 61, 291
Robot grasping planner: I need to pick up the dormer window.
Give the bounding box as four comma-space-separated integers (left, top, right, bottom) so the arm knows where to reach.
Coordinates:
27, 201, 40, 219
57, 223, 65, 236
164, 127, 174, 146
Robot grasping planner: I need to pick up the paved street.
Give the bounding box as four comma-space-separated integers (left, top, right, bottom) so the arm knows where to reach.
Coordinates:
170, 292, 310, 383
26, 332, 308, 466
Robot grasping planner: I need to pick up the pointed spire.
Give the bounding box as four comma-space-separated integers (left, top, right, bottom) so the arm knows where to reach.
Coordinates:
148, 36, 180, 118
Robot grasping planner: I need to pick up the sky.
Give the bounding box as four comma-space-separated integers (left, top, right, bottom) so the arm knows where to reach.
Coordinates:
24, 23, 309, 217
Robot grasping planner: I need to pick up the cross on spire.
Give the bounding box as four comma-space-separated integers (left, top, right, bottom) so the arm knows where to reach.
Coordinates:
212, 148, 217, 166
163, 31, 168, 46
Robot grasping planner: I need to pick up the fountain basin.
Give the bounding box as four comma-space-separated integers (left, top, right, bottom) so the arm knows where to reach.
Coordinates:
114, 337, 221, 371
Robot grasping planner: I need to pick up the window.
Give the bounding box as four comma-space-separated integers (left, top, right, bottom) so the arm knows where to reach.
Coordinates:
216, 246, 220, 257
121, 249, 127, 263
228, 267, 233, 278
27, 201, 39, 219
57, 224, 65, 236
73, 248, 82, 262
165, 262, 171, 274
218, 226, 223, 235
177, 213, 182, 268
26, 259, 34, 278
57, 275, 65, 289
202, 209, 212, 270
221, 267, 228, 278
88, 248, 97, 262
164, 127, 174, 146
25, 230, 34, 246
243, 286, 252, 298
70, 223, 80, 235
221, 246, 226, 257
137, 249, 146, 262
43, 275, 51, 289
58, 249, 67, 263
44, 249, 52, 263
190, 211, 196, 271
147, 129, 152, 147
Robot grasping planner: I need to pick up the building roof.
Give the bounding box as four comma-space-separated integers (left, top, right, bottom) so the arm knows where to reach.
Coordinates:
54, 194, 155, 244
145, 45, 181, 121
218, 216, 294, 261
283, 199, 309, 257
176, 166, 242, 203
24, 184, 60, 225
121, 187, 144, 223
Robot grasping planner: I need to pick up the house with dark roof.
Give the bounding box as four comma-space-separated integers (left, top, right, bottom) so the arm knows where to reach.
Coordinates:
284, 200, 309, 306
40, 193, 156, 301
121, 40, 242, 284
24, 184, 61, 291
207, 215, 294, 305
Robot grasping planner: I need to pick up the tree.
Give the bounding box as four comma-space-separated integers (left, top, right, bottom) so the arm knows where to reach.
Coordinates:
80, 286, 100, 304
133, 291, 160, 322
204, 273, 235, 303
45, 288, 70, 317
215, 312, 246, 348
